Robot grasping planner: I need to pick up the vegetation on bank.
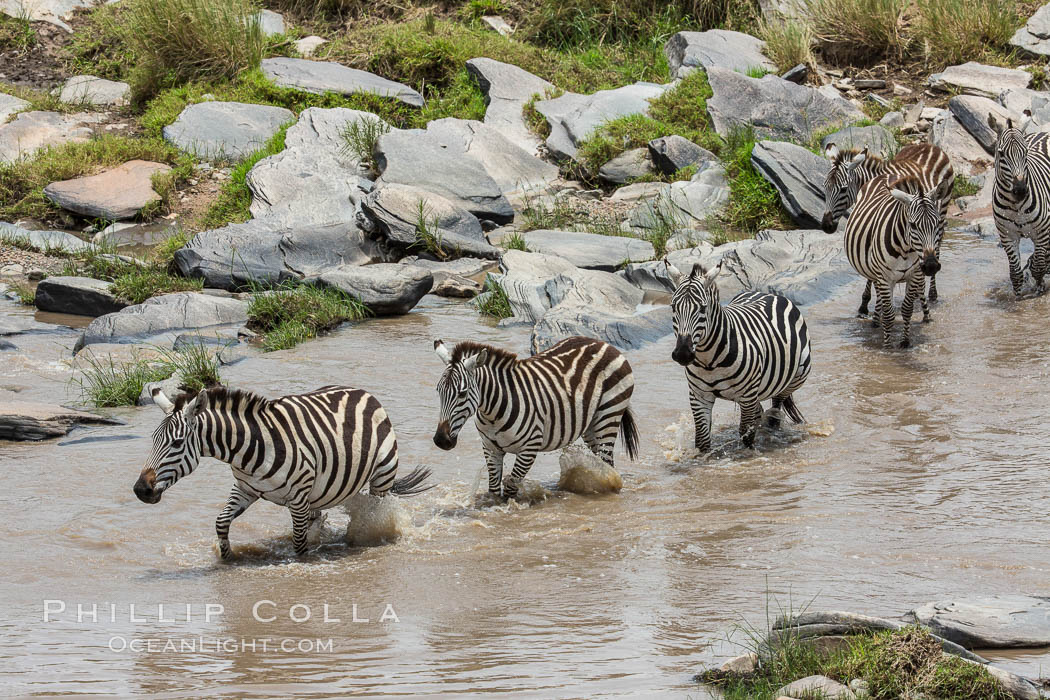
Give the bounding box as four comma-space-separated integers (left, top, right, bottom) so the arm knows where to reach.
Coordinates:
474, 277, 512, 319
58, 244, 203, 304
246, 282, 370, 351
0, 12, 36, 55
73, 342, 223, 407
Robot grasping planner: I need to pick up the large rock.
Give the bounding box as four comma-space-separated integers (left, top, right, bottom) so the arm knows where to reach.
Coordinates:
312, 263, 433, 315
247, 107, 378, 227
465, 57, 554, 155
648, 135, 715, 175
949, 95, 1019, 153
751, 141, 830, 228
909, 597, 1050, 649
162, 101, 294, 162
0, 110, 104, 164
706, 68, 864, 142
43, 160, 171, 220
359, 183, 498, 259
0, 0, 94, 31
174, 219, 389, 291
57, 75, 129, 106
930, 113, 992, 176
521, 230, 655, 270
928, 62, 1031, 98
34, 276, 126, 317
0, 92, 29, 122
1011, 4, 1050, 56
776, 676, 855, 700
261, 57, 423, 107
0, 401, 120, 441
0, 222, 92, 253
664, 29, 774, 79
598, 148, 652, 184
74, 292, 250, 351
819, 125, 896, 159
628, 164, 729, 231
999, 87, 1050, 127
534, 82, 666, 161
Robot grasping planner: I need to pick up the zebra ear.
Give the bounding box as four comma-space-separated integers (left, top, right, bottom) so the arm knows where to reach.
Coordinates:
889, 188, 915, 205
703, 259, 723, 285
462, 349, 487, 372
152, 388, 175, 413
434, 339, 452, 365
824, 142, 838, 160
848, 148, 867, 169
183, 389, 209, 421
664, 258, 684, 287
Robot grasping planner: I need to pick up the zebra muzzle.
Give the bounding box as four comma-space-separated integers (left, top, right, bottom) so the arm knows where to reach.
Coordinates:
433, 423, 457, 451
921, 252, 941, 276
672, 336, 694, 366
820, 213, 838, 234
133, 472, 162, 504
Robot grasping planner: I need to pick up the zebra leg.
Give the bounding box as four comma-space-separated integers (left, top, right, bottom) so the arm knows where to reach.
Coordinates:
289, 503, 314, 556
875, 280, 894, 348
738, 400, 763, 449
482, 441, 506, 498
502, 452, 537, 501
899, 273, 923, 349
767, 399, 784, 430
858, 280, 872, 318
1003, 237, 1025, 295
583, 428, 616, 467
928, 235, 942, 303
1030, 244, 1048, 292
920, 287, 931, 323
688, 385, 716, 453
215, 483, 258, 560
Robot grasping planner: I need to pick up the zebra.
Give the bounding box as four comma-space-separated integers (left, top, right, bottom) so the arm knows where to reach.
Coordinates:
988, 112, 1050, 295
666, 259, 811, 453
133, 385, 432, 558
432, 336, 638, 501
821, 143, 955, 314
844, 174, 943, 348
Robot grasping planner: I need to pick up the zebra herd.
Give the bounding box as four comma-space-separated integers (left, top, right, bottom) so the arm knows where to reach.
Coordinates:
132, 113, 1050, 557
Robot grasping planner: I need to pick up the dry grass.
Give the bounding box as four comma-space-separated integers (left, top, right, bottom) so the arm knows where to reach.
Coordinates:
804, 0, 909, 65
758, 16, 815, 72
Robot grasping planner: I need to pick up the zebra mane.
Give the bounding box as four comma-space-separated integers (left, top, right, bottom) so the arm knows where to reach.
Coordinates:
884, 174, 924, 193
170, 384, 267, 412
831, 147, 884, 168
450, 341, 518, 365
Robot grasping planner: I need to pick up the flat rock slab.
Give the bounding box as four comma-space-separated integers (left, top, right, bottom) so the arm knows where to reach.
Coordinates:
931, 113, 992, 176
312, 263, 433, 315
163, 101, 294, 162
820, 125, 897, 159
949, 95, 1019, 153
261, 57, 423, 107
57, 75, 129, 106
598, 147, 652, 184
628, 164, 729, 231
0, 0, 94, 31
751, 140, 830, 228
928, 62, 1031, 98
0, 110, 104, 164
521, 230, 655, 270
0, 222, 92, 253
706, 68, 864, 142
909, 597, 1050, 649
43, 160, 171, 220
0, 92, 29, 122
664, 29, 774, 79
466, 57, 554, 155
0, 401, 121, 441
1011, 4, 1050, 56
34, 276, 126, 317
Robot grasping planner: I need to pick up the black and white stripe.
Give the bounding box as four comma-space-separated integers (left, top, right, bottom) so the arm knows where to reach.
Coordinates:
133, 385, 431, 557
844, 175, 943, 348
432, 336, 638, 500
666, 259, 811, 452
989, 113, 1050, 295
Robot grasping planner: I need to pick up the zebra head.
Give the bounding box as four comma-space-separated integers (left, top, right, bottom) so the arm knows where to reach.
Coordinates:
666, 258, 723, 366
133, 388, 209, 504
433, 339, 486, 451
989, 112, 1032, 199
889, 182, 943, 277
821, 144, 868, 233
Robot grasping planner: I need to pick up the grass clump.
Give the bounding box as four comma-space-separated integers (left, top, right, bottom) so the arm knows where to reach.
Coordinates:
758, 17, 814, 72
340, 115, 390, 174
719, 127, 791, 234
474, 277, 512, 319
503, 232, 529, 251
73, 344, 223, 407
7, 281, 36, 306
0, 12, 35, 54
152, 230, 193, 269
197, 123, 290, 230
952, 177, 981, 200
109, 268, 203, 304
247, 283, 370, 351
805, 0, 908, 66
914, 0, 1020, 67
523, 88, 564, 138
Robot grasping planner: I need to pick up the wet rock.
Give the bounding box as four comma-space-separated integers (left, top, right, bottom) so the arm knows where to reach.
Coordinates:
598, 148, 652, 184
74, 292, 250, 351
521, 230, 655, 270
255, 9, 285, 36
949, 95, 1019, 153
261, 57, 424, 107
928, 62, 1031, 98
163, 101, 294, 162
0, 401, 121, 441
664, 29, 774, 79
359, 183, 498, 259
294, 35, 326, 57
532, 305, 670, 353
819, 125, 897, 159
0, 110, 104, 164
961, 658, 1046, 700
930, 113, 992, 176
430, 275, 481, 297
0, 92, 29, 122
43, 160, 171, 220
311, 263, 433, 315
0, 222, 92, 253
648, 135, 716, 175
557, 445, 622, 494
174, 218, 389, 291
0, 339, 15, 350
719, 653, 758, 673
706, 68, 864, 142
57, 75, 129, 106
0, 0, 94, 31
908, 597, 1050, 649
465, 57, 554, 155
776, 676, 855, 700
534, 82, 666, 161
34, 276, 125, 317
1011, 4, 1050, 56
399, 255, 495, 298
751, 140, 830, 229
628, 164, 729, 231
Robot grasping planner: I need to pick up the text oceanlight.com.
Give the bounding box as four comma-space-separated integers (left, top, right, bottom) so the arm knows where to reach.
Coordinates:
108, 637, 337, 653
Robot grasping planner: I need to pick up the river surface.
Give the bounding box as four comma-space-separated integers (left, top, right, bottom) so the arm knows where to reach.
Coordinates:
1, 227, 1049, 697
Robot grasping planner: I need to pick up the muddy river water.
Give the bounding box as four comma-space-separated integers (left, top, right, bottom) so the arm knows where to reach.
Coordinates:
1, 227, 1048, 696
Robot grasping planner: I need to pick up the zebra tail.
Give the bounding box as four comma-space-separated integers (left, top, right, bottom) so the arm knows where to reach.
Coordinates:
390, 466, 435, 497
782, 396, 805, 424
619, 407, 639, 461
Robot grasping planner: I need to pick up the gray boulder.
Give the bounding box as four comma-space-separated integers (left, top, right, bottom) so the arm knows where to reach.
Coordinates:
0, 222, 92, 253
0, 110, 104, 164
819, 125, 897, 159
648, 135, 715, 175
1011, 4, 1050, 56
400, 255, 495, 297
751, 140, 830, 228
521, 230, 655, 270
261, 57, 423, 107
949, 95, 1020, 153
776, 676, 855, 700
0, 92, 29, 122
57, 75, 129, 106
628, 164, 730, 231
532, 306, 671, 354
465, 57, 554, 154
312, 263, 433, 315
163, 101, 294, 162
74, 293, 250, 351
930, 113, 993, 176
34, 276, 126, 317
43, 160, 171, 220
0, 401, 121, 441
706, 68, 864, 142
255, 9, 285, 36
928, 62, 1031, 98
598, 148, 652, 184
999, 87, 1050, 127
617, 241, 717, 292
908, 597, 1050, 649
664, 29, 774, 79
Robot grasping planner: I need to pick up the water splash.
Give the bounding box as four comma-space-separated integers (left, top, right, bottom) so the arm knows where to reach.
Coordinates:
557, 446, 622, 495
342, 494, 409, 547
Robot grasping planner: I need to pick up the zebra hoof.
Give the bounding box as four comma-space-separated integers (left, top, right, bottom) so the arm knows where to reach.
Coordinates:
898, 338, 911, 349
922, 315, 932, 324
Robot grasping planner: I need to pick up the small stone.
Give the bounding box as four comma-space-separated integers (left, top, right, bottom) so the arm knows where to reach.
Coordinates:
57, 75, 130, 106
854, 79, 886, 89
664, 29, 775, 78
719, 652, 758, 673
254, 9, 285, 37
0, 92, 29, 122
780, 64, 807, 83
776, 675, 855, 699
294, 35, 326, 57
880, 111, 904, 128
598, 148, 653, 184
893, 83, 913, 96
163, 101, 294, 162
928, 62, 1031, 98
481, 15, 513, 36
648, 134, 716, 175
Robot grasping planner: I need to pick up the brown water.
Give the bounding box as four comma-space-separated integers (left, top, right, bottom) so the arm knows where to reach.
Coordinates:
1, 228, 1049, 697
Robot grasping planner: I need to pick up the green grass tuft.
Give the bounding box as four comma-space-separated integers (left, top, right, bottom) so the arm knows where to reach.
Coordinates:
503, 232, 529, 251
0, 12, 36, 55
719, 126, 791, 234
340, 115, 390, 174
73, 344, 224, 407
952, 177, 981, 200
109, 268, 204, 305
7, 281, 36, 306
758, 16, 814, 72
474, 277, 513, 319
247, 283, 370, 351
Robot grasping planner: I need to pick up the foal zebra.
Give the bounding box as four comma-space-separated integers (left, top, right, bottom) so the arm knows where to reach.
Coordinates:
432, 336, 638, 501
844, 175, 943, 348
822, 143, 955, 312
666, 259, 811, 452
988, 113, 1050, 295
133, 385, 432, 558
